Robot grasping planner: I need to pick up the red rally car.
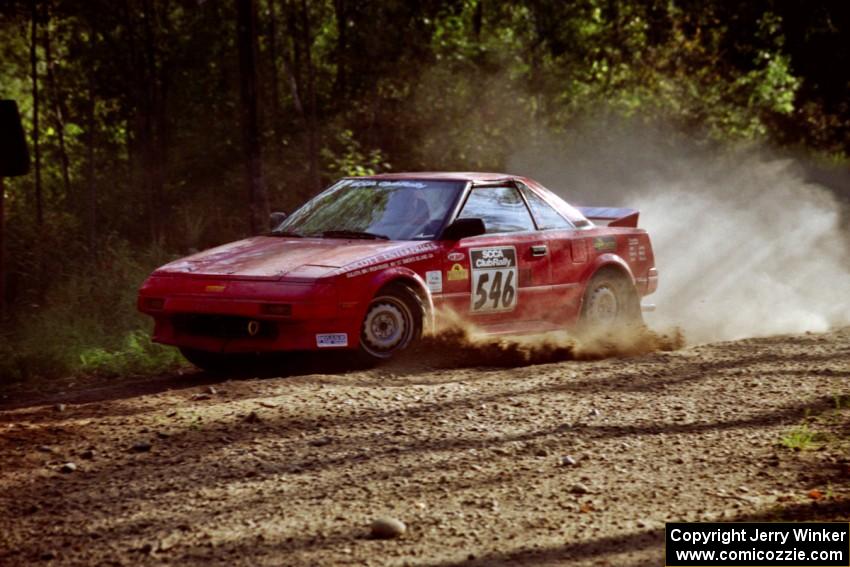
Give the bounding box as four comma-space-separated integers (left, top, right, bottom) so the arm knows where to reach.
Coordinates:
138, 172, 658, 369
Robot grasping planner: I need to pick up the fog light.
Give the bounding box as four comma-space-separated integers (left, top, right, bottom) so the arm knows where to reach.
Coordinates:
260, 303, 292, 316
144, 297, 165, 310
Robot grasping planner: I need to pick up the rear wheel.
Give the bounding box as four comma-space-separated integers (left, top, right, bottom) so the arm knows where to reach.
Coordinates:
579, 271, 642, 333
358, 285, 423, 362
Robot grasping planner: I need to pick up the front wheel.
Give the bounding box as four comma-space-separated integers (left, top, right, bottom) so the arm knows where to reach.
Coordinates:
358, 285, 423, 362
578, 271, 643, 334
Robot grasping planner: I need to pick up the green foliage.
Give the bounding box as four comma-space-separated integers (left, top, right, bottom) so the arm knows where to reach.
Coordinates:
321, 129, 390, 178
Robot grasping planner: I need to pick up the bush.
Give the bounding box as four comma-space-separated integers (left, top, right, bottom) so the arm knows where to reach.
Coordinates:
78, 329, 185, 376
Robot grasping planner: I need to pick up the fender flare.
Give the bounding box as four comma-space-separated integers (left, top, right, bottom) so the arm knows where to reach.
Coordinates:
577, 254, 637, 313
364, 267, 436, 332
582, 253, 636, 286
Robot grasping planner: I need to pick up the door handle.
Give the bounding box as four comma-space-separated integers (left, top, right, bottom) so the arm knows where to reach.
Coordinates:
531, 245, 548, 257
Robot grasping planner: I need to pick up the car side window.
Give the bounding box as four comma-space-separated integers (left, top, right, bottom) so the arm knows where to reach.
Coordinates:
458, 185, 536, 234
519, 184, 574, 230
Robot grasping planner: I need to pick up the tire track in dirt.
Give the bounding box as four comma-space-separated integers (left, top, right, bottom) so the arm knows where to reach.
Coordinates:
0, 328, 848, 566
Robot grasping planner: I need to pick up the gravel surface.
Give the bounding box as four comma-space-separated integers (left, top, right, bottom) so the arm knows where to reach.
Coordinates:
1, 328, 848, 566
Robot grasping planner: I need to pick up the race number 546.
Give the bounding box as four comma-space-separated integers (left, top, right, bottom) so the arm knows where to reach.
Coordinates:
469, 247, 518, 312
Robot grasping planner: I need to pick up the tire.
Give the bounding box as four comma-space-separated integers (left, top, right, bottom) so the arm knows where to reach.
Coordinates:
179, 348, 252, 374
358, 285, 423, 362
578, 270, 643, 334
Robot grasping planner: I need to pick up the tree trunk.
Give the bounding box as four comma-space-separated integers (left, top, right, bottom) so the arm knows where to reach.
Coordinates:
30, 0, 43, 226
142, 0, 164, 242
0, 177, 6, 319
44, 0, 72, 204
331, 0, 347, 99
284, 0, 304, 115
237, 0, 270, 234
122, 0, 153, 242
300, 0, 320, 194
87, 71, 97, 254
121, 0, 140, 226
268, 0, 282, 149
157, 0, 172, 219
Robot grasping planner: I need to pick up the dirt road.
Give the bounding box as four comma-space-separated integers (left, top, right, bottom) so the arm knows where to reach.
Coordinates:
1, 329, 848, 566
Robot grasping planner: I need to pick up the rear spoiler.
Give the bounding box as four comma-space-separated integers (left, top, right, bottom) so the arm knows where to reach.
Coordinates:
576, 206, 639, 228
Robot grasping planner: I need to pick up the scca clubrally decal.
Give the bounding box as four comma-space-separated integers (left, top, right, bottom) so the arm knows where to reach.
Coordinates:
469, 247, 517, 312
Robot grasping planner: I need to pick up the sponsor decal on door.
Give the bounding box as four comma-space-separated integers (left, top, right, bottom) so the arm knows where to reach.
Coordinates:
469, 247, 518, 312
425, 270, 443, 293
447, 263, 469, 281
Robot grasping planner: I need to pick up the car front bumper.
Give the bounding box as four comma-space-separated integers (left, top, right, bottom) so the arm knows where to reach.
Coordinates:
138, 275, 364, 353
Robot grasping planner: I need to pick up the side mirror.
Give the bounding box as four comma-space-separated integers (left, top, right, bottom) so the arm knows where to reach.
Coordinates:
0, 100, 30, 177
270, 211, 287, 228
441, 217, 486, 240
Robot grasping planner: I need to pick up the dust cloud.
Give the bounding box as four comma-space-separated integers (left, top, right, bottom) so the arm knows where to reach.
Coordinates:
508, 120, 850, 344
395, 309, 683, 370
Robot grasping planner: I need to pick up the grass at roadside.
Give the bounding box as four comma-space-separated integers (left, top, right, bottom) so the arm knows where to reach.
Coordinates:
779, 392, 850, 453
0, 241, 187, 387
780, 424, 825, 451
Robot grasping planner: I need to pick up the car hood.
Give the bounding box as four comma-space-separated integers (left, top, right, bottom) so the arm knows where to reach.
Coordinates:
154, 236, 429, 280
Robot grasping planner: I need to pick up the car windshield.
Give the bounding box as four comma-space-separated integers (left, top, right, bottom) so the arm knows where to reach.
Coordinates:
275, 179, 465, 240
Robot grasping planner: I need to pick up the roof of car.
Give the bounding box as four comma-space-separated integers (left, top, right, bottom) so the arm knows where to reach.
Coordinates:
363, 172, 522, 183
346, 171, 591, 225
